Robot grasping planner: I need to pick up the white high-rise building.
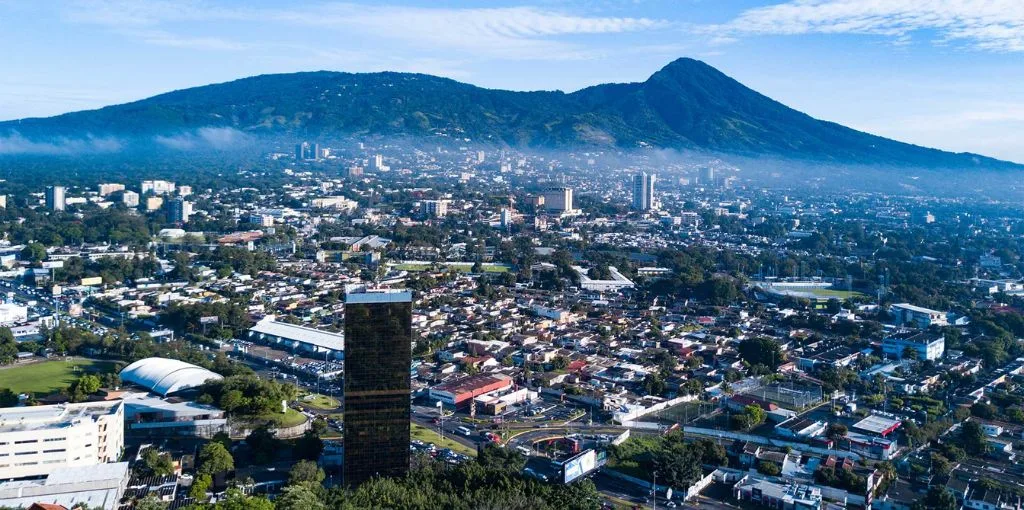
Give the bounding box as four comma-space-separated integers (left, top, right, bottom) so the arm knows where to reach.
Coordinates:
0, 400, 124, 479
370, 154, 388, 171
122, 191, 140, 208
424, 200, 449, 218
632, 172, 656, 211
141, 180, 175, 195
97, 183, 125, 197
542, 187, 574, 213
45, 186, 66, 211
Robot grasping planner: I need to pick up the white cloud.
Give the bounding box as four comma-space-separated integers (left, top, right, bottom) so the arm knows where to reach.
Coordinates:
0, 132, 122, 154
61, 1, 667, 60
154, 127, 253, 150
715, 0, 1024, 52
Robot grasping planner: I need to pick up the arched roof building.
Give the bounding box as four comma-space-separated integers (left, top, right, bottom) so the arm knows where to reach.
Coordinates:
119, 357, 223, 396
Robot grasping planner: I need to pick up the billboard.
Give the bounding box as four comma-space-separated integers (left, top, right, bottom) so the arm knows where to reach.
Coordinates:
562, 449, 597, 484
200, 316, 220, 324
41, 261, 64, 269
80, 276, 103, 286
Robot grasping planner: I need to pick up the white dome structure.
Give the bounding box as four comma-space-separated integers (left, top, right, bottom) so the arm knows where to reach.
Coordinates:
120, 357, 223, 396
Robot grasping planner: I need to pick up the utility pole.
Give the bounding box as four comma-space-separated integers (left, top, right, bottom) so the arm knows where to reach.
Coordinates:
651, 470, 658, 510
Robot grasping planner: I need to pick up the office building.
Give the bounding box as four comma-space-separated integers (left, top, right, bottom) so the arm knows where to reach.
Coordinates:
424, 200, 449, 218
97, 183, 124, 197
141, 180, 175, 195
165, 197, 192, 223
311, 196, 358, 212
295, 142, 320, 161
45, 186, 65, 212
889, 303, 948, 328
249, 315, 345, 361
631, 172, 656, 211
542, 187, 574, 213
0, 462, 129, 510
121, 191, 139, 208
699, 167, 716, 187
476, 150, 485, 163
343, 287, 413, 486
0, 401, 124, 479
369, 154, 389, 172
882, 330, 945, 361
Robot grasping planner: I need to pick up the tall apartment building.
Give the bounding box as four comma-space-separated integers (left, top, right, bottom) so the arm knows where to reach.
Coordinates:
541, 187, 574, 213
632, 172, 656, 211
45, 186, 66, 212
343, 287, 413, 486
0, 400, 124, 479
122, 191, 140, 208
141, 180, 175, 195
295, 142, 320, 161
165, 197, 192, 223
97, 183, 125, 197
424, 199, 449, 218
699, 167, 716, 186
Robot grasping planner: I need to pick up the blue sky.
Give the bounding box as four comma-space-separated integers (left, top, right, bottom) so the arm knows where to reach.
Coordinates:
3, 0, 1024, 161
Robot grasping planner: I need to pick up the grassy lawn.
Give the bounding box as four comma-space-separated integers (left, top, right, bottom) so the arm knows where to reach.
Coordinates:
805, 288, 866, 299
411, 423, 477, 457
0, 359, 116, 395
299, 393, 339, 410
238, 408, 308, 428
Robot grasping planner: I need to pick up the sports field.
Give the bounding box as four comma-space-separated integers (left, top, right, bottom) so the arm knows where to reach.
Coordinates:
392, 262, 511, 273
0, 359, 115, 395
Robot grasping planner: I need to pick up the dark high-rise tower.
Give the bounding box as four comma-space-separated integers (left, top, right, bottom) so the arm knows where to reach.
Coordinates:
342, 287, 413, 486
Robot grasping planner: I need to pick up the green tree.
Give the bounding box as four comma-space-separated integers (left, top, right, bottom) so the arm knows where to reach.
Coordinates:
197, 442, 234, 476
0, 388, 18, 407
738, 337, 784, 370
288, 459, 325, 487
134, 495, 168, 510
960, 421, 989, 456
141, 448, 175, 477
211, 488, 274, 510
20, 242, 46, 263
275, 485, 326, 510
245, 426, 279, 464
758, 461, 781, 476
189, 473, 212, 500
294, 430, 324, 461
912, 487, 956, 510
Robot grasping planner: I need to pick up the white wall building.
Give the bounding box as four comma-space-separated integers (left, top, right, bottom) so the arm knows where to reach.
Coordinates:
882, 330, 945, 361
632, 172, 657, 211
889, 303, 948, 328
573, 266, 635, 292
0, 401, 124, 480
542, 187, 574, 214
424, 200, 449, 218
0, 304, 27, 326
141, 180, 175, 195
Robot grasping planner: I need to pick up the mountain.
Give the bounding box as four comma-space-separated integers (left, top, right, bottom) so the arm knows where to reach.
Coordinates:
1, 58, 1017, 168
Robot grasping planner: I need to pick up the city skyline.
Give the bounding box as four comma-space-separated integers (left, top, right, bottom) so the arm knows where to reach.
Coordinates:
3, 1, 1024, 160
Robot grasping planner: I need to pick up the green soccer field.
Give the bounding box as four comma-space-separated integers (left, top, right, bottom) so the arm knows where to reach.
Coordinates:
0, 359, 116, 395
